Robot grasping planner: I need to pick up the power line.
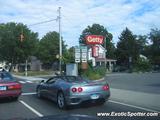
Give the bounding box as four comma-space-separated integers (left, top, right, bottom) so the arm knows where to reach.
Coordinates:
28, 18, 58, 27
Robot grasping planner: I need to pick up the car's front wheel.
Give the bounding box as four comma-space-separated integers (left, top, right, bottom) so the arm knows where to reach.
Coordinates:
57, 92, 66, 109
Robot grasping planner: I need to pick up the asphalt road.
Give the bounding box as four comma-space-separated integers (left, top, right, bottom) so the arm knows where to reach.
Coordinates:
106, 73, 160, 94
0, 74, 160, 120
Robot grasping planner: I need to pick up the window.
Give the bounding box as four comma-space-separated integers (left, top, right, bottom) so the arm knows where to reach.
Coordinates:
64, 76, 88, 82
0, 72, 14, 81
46, 77, 57, 84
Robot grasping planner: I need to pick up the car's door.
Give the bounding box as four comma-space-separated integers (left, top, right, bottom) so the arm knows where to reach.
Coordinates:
42, 77, 56, 98
47, 77, 59, 101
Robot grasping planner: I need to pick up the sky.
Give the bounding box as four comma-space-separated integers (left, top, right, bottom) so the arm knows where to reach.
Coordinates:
0, 0, 160, 47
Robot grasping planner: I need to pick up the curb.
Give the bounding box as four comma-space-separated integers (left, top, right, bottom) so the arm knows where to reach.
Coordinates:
13, 75, 47, 81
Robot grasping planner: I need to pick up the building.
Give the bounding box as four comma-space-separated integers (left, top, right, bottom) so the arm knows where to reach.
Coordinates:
13, 56, 42, 72
88, 45, 116, 71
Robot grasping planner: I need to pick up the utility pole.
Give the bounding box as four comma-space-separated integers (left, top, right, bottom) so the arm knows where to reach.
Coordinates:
58, 7, 62, 75
104, 35, 107, 69
25, 59, 28, 76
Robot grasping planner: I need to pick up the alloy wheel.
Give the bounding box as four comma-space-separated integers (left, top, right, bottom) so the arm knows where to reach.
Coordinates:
57, 92, 65, 109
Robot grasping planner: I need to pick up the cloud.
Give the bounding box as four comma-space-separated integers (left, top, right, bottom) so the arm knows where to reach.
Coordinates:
0, 0, 160, 47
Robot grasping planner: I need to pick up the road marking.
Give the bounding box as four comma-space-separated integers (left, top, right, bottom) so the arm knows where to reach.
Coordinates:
108, 100, 159, 113
19, 81, 26, 84
19, 81, 35, 84
22, 92, 36, 96
19, 100, 43, 117
27, 81, 33, 83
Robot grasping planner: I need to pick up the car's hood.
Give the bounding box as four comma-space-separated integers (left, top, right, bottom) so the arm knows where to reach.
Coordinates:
7, 114, 104, 120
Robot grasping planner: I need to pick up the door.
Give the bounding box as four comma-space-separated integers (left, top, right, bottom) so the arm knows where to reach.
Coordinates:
47, 78, 59, 101
42, 77, 56, 98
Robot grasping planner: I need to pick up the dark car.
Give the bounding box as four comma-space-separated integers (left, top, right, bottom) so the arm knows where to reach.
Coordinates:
7, 114, 104, 120
0, 71, 22, 100
113, 65, 129, 72
36, 76, 110, 109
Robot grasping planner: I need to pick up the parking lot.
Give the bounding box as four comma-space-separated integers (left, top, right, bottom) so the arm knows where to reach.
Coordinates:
0, 73, 160, 120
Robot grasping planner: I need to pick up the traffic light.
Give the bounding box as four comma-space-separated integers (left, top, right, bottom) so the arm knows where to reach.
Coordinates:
20, 34, 24, 42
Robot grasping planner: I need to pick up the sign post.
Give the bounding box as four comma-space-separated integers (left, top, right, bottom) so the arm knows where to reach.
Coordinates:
74, 46, 88, 71
81, 46, 88, 70
75, 47, 81, 63
85, 35, 105, 67
81, 46, 88, 63
85, 35, 104, 45
92, 45, 99, 57
74, 46, 88, 63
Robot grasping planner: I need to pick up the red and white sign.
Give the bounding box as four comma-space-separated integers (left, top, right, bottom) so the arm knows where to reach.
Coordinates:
92, 46, 99, 57
85, 35, 104, 45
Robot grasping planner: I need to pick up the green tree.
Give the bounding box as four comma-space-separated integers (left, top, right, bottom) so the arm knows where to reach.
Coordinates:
149, 28, 160, 65
136, 35, 148, 55
79, 23, 115, 58
63, 47, 75, 63
0, 22, 39, 64
134, 57, 151, 72
116, 28, 139, 67
37, 31, 66, 67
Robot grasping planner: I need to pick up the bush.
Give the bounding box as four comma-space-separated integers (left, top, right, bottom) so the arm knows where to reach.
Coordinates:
133, 58, 151, 72
82, 66, 106, 80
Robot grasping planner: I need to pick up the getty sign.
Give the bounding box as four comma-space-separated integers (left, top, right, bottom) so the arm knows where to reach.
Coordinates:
85, 35, 105, 58
85, 35, 104, 45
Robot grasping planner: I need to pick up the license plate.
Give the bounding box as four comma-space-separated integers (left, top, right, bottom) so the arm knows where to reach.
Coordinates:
0, 86, 7, 91
91, 94, 99, 99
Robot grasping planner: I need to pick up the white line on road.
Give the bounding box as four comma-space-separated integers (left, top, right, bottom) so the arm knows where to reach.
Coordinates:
22, 92, 36, 96
27, 81, 33, 83
19, 81, 26, 84
108, 100, 159, 113
19, 100, 43, 117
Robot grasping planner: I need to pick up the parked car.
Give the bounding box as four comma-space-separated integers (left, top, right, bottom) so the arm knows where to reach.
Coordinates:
152, 65, 160, 72
113, 66, 129, 72
0, 71, 22, 100
36, 76, 110, 109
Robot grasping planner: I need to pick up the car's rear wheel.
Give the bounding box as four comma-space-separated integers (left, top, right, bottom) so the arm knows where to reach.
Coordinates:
57, 92, 66, 109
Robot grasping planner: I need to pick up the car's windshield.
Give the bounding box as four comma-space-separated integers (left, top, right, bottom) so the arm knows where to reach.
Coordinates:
0, 72, 13, 81
63, 76, 89, 82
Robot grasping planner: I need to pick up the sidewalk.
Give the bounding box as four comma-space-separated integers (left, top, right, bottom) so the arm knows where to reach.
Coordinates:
13, 74, 47, 81
110, 88, 160, 112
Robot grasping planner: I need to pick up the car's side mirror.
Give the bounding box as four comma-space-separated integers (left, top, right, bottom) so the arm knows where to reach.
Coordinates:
41, 80, 45, 83
55, 72, 59, 76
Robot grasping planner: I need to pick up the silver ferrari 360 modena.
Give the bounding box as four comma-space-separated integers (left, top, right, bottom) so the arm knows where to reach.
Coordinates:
36, 76, 110, 109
